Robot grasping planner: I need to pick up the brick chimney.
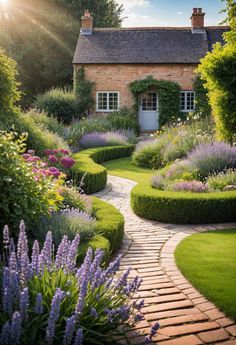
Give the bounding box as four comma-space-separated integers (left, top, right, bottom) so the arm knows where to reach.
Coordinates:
81, 9, 93, 35
191, 8, 205, 32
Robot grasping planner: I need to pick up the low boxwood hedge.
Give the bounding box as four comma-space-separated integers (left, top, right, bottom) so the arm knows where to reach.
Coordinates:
72, 145, 134, 194
131, 184, 236, 224
77, 196, 124, 262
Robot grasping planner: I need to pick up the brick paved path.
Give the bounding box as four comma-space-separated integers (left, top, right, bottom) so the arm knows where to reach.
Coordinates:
95, 175, 236, 345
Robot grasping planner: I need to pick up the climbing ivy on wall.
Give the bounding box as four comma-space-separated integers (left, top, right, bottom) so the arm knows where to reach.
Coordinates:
129, 76, 182, 127
73, 66, 94, 116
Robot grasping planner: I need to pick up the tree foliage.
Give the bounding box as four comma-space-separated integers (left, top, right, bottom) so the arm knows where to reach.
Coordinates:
193, 75, 211, 118
197, 0, 236, 143
0, 0, 123, 106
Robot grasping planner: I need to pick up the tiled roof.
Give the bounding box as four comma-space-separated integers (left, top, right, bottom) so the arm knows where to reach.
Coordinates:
73, 26, 229, 64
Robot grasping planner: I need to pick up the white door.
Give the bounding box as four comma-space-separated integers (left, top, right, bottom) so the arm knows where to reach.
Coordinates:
139, 92, 159, 131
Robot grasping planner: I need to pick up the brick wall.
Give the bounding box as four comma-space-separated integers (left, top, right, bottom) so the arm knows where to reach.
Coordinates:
74, 63, 197, 112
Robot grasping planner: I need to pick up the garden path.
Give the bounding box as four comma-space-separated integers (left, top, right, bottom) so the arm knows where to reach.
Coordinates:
95, 175, 236, 345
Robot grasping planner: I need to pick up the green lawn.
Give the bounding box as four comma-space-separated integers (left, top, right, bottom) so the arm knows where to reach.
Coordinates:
175, 229, 236, 321
102, 156, 155, 184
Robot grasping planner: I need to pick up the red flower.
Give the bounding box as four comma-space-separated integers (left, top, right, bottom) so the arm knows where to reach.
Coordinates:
60, 157, 75, 169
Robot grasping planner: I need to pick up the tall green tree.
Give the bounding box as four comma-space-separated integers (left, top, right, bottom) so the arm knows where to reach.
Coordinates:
0, 0, 123, 106
197, 0, 236, 143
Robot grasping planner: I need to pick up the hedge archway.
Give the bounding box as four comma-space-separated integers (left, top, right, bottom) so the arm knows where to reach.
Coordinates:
129, 76, 182, 127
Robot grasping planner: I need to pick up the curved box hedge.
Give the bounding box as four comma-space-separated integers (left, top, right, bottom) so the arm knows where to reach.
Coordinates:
77, 197, 124, 262
72, 145, 134, 194
131, 184, 236, 224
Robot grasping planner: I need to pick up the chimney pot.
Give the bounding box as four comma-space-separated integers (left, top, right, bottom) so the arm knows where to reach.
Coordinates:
81, 9, 93, 35
191, 7, 205, 31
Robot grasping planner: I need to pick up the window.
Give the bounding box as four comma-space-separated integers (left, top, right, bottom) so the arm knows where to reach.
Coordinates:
180, 91, 195, 112
141, 93, 157, 111
96, 92, 119, 112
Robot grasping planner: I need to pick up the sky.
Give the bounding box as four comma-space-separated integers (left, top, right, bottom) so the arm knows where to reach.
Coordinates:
116, 0, 226, 27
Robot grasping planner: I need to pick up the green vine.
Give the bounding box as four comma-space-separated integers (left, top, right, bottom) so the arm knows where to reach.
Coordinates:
73, 66, 94, 115
129, 76, 182, 127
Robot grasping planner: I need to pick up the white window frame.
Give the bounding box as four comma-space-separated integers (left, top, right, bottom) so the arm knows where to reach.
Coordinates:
96, 91, 120, 112
180, 91, 195, 112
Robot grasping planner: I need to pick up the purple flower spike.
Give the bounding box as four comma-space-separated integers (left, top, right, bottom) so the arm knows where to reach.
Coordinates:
9, 252, 17, 271
3, 225, 10, 247
90, 307, 98, 318
46, 288, 65, 344
55, 235, 69, 270
63, 314, 76, 345
0, 321, 11, 345
35, 293, 43, 314
17, 220, 28, 261
10, 311, 22, 344
65, 235, 80, 274
20, 287, 29, 321
145, 322, 160, 343
74, 328, 83, 345
31, 240, 40, 275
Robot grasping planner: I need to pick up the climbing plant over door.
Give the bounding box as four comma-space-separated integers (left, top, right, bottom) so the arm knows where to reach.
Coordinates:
129, 76, 182, 127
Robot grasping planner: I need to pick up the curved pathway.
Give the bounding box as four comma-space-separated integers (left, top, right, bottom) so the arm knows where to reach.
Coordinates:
95, 175, 236, 345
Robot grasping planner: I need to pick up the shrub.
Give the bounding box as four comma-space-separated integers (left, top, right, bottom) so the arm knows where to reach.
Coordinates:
60, 186, 92, 214
207, 169, 236, 191
32, 209, 96, 247
80, 131, 129, 149
34, 88, 81, 124
0, 222, 160, 345
131, 183, 236, 224
25, 109, 65, 137
105, 108, 139, 133
151, 174, 166, 190
165, 160, 198, 180
0, 132, 62, 230
172, 180, 208, 193
72, 145, 134, 194
132, 140, 165, 169
187, 142, 236, 178
193, 75, 212, 117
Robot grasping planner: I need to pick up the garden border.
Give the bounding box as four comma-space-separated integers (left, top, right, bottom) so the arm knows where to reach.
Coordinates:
77, 196, 125, 262
131, 183, 236, 224
72, 145, 134, 194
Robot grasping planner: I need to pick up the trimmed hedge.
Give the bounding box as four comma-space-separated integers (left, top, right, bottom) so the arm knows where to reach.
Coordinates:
77, 197, 124, 262
131, 184, 236, 224
72, 145, 134, 194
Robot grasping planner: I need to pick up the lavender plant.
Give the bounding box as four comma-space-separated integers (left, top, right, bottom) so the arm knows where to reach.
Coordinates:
0, 222, 159, 345
187, 142, 236, 178
79, 131, 129, 149
172, 180, 208, 193
32, 209, 96, 248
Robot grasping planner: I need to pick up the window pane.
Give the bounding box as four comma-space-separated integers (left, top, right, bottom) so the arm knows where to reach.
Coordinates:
142, 93, 157, 111
98, 93, 107, 110
108, 92, 118, 110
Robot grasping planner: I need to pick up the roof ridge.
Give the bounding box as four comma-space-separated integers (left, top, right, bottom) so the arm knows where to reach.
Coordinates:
93, 25, 229, 32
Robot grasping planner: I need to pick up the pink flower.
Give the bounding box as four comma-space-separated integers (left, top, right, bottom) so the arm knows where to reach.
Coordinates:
48, 155, 58, 164
48, 167, 61, 178
52, 149, 60, 155
60, 149, 69, 155
60, 157, 75, 169
32, 156, 41, 162
44, 149, 52, 156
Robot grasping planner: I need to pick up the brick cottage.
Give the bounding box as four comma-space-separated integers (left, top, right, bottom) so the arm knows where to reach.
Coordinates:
73, 8, 228, 131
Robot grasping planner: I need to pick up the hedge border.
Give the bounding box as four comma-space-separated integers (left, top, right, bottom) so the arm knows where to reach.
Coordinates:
72, 145, 134, 194
131, 183, 236, 224
77, 196, 124, 262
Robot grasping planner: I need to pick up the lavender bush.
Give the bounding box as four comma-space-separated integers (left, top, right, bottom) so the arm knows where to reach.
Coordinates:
79, 131, 129, 149
0, 222, 159, 345
172, 180, 208, 193
187, 142, 236, 178
151, 174, 165, 190
32, 209, 96, 247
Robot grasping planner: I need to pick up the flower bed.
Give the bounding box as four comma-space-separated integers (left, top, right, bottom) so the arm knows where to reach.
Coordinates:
131, 183, 236, 224
72, 145, 134, 194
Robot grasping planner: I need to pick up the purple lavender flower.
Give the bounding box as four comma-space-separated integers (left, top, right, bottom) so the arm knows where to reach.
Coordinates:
90, 307, 98, 318
145, 322, 160, 344
134, 299, 145, 311
75, 248, 93, 315
63, 314, 76, 345
0, 321, 11, 345
41, 231, 53, 270
74, 328, 83, 345
9, 252, 17, 271
55, 235, 69, 270
45, 288, 65, 344
3, 225, 10, 248
89, 249, 104, 284
20, 287, 29, 321
10, 311, 22, 344
31, 240, 40, 275
65, 234, 80, 274
134, 314, 144, 322
80, 132, 107, 149
123, 276, 142, 295
115, 267, 131, 289
17, 220, 29, 261
2, 287, 12, 315
105, 305, 130, 323
35, 293, 43, 314
9, 238, 16, 255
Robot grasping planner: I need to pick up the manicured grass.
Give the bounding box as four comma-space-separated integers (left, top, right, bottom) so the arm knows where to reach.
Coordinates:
175, 229, 236, 321
103, 156, 155, 184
